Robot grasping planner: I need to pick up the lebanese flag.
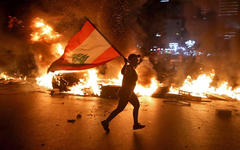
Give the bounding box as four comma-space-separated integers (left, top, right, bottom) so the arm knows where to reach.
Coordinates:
48, 20, 120, 72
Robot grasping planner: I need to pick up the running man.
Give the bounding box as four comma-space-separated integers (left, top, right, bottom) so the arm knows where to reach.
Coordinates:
101, 54, 145, 132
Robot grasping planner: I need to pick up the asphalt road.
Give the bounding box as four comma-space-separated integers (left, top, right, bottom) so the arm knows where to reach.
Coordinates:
0, 82, 240, 150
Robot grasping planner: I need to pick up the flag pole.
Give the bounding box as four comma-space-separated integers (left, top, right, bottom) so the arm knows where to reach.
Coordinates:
84, 17, 127, 61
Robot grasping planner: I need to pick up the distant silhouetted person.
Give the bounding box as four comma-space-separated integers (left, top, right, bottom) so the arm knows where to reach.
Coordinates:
101, 54, 145, 132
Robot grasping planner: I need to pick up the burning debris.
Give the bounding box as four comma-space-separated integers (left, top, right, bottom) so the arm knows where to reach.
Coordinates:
0, 72, 26, 84
26, 16, 240, 101
1, 11, 240, 101
30, 17, 65, 77
31, 17, 161, 97
36, 67, 161, 97
0, 72, 15, 81
169, 71, 240, 101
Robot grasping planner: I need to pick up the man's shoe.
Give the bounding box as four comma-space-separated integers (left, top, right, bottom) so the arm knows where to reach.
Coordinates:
101, 120, 110, 133
133, 123, 145, 130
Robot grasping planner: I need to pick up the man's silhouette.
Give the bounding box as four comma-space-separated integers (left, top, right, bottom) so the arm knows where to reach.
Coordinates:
101, 54, 145, 132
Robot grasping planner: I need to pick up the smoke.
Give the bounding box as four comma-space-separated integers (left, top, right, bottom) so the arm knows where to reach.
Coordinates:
33, 0, 157, 86
2, 0, 239, 89
183, 0, 240, 88
0, 9, 36, 76
137, 57, 157, 86
0, 0, 153, 80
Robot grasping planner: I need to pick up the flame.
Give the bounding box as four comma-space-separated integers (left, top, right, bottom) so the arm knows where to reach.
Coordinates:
0, 72, 27, 82
30, 17, 240, 100
169, 72, 240, 100
36, 72, 56, 89
52, 43, 64, 57
31, 17, 60, 42
31, 17, 160, 97
0, 72, 14, 80
100, 72, 123, 86
68, 69, 101, 96
36, 68, 160, 97
134, 78, 160, 96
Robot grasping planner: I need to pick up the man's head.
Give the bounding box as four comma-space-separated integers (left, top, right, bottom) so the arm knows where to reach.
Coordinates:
128, 54, 140, 67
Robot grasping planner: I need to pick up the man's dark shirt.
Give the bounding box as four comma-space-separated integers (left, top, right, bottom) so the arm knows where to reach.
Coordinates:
119, 65, 138, 97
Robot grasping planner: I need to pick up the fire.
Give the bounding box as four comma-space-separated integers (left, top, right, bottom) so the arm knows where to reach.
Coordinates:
36, 72, 56, 89
36, 68, 161, 97
52, 43, 64, 57
134, 78, 160, 96
31, 17, 64, 89
30, 17, 240, 100
31, 17, 60, 42
31, 17, 161, 97
31, 18, 63, 56
211, 82, 240, 100
68, 69, 101, 96
99, 73, 123, 86
0, 72, 14, 80
0, 72, 26, 85
169, 72, 240, 100
169, 73, 214, 97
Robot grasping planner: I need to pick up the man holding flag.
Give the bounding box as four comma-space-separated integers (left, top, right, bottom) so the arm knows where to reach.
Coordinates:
48, 19, 145, 132
101, 54, 145, 132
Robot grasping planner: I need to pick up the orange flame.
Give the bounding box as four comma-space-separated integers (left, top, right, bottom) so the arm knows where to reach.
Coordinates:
169, 71, 240, 100
0, 72, 27, 81
31, 17, 161, 96
36, 72, 56, 89
134, 78, 160, 96
31, 17, 61, 42
51, 43, 64, 57
0, 72, 15, 80
68, 69, 101, 96
36, 68, 161, 97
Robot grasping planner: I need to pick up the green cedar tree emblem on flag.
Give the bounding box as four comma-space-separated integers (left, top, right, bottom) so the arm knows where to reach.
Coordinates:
72, 53, 89, 64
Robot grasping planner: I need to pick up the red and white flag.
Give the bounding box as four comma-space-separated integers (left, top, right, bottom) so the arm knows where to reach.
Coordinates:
48, 20, 120, 72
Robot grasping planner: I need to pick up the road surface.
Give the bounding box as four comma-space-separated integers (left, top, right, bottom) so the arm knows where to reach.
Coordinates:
0, 82, 240, 150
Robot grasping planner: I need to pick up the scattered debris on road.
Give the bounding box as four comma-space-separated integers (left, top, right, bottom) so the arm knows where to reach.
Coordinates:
76, 114, 82, 119
67, 119, 76, 123
216, 109, 232, 118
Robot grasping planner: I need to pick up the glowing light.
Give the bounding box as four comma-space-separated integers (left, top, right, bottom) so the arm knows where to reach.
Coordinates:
185, 40, 196, 48
31, 17, 61, 42
169, 43, 178, 51
134, 78, 160, 96
68, 69, 101, 96
0, 72, 14, 80
36, 68, 160, 97
160, 0, 169, 2
155, 33, 161, 37
36, 72, 56, 89
52, 43, 64, 57
169, 71, 240, 100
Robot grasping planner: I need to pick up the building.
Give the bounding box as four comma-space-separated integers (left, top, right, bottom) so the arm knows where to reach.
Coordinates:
218, 0, 240, 16
217, 0, 240, 39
